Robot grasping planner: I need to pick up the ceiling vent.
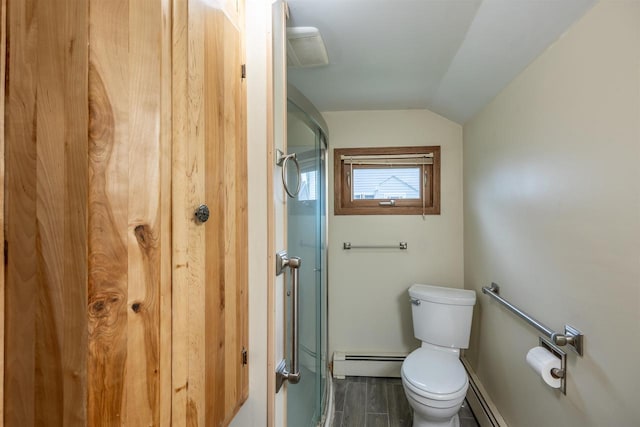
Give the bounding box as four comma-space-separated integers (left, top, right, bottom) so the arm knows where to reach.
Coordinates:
286, 27, 329, 68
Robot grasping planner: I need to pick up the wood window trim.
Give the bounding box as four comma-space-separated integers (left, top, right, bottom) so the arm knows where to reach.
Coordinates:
334, 146, 441, 215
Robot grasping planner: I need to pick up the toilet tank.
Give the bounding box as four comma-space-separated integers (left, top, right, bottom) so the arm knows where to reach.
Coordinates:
409, 284, 476, 349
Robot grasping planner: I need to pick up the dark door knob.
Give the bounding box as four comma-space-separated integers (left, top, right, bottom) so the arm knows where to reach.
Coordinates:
195, 204, 210, 223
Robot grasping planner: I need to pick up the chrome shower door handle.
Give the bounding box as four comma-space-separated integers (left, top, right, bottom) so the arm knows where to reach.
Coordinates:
275, 251, 302, 392
288, 257, 301, 384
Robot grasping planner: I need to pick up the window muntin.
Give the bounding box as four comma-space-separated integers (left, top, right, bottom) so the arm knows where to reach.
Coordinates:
334, 146, 440, 215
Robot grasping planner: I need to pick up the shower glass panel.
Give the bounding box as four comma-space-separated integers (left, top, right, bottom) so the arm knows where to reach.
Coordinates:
286, 99, 328, 427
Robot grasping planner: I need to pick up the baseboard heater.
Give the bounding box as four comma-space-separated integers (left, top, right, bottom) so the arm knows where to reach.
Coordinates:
332, 352, 406, 379
461, 356, 508, 427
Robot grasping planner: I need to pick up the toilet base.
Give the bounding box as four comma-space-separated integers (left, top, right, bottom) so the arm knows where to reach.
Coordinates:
404, 387, 464, 427
412, 412, 459, 427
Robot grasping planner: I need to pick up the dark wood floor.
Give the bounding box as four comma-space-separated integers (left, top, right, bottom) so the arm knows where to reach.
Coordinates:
332, 376, 479, 427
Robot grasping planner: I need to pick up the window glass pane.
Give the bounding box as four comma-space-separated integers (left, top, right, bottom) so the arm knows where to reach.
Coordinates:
298, 170, 317, 201
352, 167, 420, 200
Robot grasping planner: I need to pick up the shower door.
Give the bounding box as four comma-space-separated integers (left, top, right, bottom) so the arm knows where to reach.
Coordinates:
286, 99, 328, 426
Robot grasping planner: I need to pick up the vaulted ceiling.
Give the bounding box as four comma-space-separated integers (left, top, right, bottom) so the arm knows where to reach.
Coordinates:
286, 0, 595, 124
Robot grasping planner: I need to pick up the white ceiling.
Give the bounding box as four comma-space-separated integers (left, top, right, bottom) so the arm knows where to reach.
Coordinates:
286, 0, 595, 124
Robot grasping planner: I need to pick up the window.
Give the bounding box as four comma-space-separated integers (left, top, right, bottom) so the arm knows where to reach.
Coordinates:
334, 146, 440, 215
298, 170, 318, 201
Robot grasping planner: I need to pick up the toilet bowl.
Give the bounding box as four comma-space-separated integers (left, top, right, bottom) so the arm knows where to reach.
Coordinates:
401, 345, 469, 427
401, 284, 476, 427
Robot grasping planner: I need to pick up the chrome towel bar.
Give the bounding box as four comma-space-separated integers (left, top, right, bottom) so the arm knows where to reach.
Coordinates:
343, 242, 407, 250
482, 283, 583, 356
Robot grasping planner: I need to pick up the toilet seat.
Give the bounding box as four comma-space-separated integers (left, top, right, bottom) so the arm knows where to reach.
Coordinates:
401, 347, 468, 401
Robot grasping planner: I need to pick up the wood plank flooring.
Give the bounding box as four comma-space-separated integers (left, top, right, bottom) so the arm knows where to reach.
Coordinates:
332, 376, 479, 427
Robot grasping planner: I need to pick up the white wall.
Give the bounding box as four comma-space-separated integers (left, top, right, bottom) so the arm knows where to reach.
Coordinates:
463, 2, 640, 426
326, 110, 464, 356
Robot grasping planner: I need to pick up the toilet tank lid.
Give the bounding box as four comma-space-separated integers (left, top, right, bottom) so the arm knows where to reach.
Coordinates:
409, 284, 476, 306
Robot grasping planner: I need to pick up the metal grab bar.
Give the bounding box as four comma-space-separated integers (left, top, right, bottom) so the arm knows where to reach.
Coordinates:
343, 242, 407, 250
275, 251, 302, 392
482, 283, 583, 356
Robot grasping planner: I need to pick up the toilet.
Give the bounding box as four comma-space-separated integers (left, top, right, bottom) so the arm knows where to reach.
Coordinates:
401, 284, 477, 427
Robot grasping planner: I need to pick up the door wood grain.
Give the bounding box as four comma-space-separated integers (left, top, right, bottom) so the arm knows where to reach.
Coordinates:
172, 1, 248, 426
4, 0, 89, 425
87, 0, 172, 424
3, 0, 246, 425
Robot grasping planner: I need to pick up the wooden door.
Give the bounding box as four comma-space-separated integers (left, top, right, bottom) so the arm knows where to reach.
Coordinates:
171, 1, 249, 426
2, 0, 247, 425
3, 0, 173, 425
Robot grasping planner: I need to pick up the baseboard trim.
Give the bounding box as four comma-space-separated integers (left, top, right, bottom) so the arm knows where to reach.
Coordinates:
461, 357, 508, 427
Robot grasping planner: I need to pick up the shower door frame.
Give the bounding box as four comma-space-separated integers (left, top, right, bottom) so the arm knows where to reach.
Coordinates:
286, 84, 330, 426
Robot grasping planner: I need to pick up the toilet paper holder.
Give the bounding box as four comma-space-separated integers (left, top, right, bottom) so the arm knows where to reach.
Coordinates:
539, 337, 567, 395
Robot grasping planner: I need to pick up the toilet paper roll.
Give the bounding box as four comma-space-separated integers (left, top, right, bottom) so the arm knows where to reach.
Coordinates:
526, 346, 562, 389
